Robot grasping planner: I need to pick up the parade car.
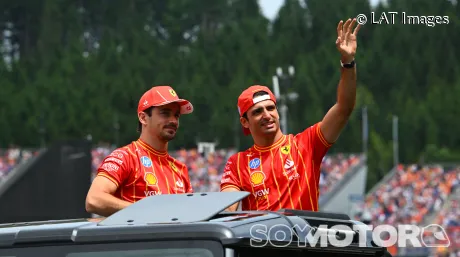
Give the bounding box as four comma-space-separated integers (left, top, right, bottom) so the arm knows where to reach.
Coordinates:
0, 192, 391, 257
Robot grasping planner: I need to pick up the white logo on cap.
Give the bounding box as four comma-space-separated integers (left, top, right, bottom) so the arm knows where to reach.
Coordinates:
252, 94, 270, 104
143, 100, 148, 106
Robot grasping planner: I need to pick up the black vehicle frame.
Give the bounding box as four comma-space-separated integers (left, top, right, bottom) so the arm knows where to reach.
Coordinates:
0, 191, 391, 257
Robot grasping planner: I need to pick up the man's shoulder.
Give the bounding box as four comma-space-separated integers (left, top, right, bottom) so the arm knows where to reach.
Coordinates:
97, 145, 133, 173
109, 143, 136, 158
233, 148, 253, 157
167, 155, 187, 168
227, 148, 255, 163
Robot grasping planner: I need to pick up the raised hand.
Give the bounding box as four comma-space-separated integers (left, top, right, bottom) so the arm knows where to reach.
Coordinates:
336, 18, 361, 63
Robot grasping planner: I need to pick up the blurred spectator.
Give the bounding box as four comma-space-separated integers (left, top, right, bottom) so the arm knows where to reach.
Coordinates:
319, 153, 362, 195
430, 184, 460, 255
90, 144, 115, 179
0, 145, 40, 181
170, 148, 237, 192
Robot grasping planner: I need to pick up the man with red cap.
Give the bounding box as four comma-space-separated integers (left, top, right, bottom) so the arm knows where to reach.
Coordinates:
220, 18, 360, 212
86, 85, 194, 217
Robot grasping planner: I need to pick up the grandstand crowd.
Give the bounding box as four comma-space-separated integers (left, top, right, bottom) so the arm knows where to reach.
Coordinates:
361, 164, 458, 226
0, 145, 37, 181
1, 144, 458, 256
357, 164, 459, 256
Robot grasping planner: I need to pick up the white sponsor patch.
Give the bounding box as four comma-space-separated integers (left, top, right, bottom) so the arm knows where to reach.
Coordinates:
221, 178, 231, 183
114, 149, 128, 155
253, 94, 270, 104
175, 180, 184, 188
101, 162, 119, 172
109, 152, 124, 159
105, 157, 123, 165
144, 190, 162, 196
288, 172, 300, 181
253, 188, 270, 198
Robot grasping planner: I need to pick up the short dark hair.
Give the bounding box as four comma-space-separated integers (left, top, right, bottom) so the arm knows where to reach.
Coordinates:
137, 106, 154, 133
242, 91, 270, 119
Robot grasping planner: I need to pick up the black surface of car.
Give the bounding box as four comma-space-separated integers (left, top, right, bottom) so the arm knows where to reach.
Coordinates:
0, 191, 390, 257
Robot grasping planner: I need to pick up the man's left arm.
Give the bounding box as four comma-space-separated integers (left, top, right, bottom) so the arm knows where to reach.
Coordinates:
320, 18, 361, 144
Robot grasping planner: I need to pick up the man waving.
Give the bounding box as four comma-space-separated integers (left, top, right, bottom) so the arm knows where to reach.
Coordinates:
220, 18, 360, 211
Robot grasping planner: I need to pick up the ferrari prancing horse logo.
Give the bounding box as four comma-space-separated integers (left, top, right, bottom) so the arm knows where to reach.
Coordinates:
169, 89, 177, 97
169, 161, 178, 172
281, 145, 290, 155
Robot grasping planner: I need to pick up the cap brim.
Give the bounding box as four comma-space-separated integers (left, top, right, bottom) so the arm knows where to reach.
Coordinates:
153, 99, 194, 114
176, 99, 194, 114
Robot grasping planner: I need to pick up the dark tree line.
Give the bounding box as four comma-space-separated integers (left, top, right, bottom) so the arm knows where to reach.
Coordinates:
1, 0, 459, 189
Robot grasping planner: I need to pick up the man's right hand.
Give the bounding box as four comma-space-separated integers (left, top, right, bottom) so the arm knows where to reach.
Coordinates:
85, 176, 132, 217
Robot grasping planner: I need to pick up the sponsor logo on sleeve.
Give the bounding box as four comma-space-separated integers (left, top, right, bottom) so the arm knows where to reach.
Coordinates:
109, 149, 128, 158
221, 177, 231, 183
105, 157, 123, 165
109, 152, 124, 159
101, 162, 119, 172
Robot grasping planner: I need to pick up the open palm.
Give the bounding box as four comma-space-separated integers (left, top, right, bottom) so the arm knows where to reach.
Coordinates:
336, 18, 361, 62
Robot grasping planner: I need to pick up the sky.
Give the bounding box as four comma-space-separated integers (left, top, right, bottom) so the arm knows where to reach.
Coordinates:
258, 0, 381, 21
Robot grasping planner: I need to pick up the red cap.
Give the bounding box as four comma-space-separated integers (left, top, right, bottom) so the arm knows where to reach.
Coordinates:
237, 85, 277, 135
138, 86, 193, 114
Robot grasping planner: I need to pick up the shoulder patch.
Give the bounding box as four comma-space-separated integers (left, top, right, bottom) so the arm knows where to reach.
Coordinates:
105, 157, 124, 165
100, 162, 120, 172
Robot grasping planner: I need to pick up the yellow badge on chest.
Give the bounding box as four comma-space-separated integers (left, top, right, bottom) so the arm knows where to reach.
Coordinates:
169, 161, 178, 172
250, 171, 265, 186
144, 172, 158, 186
281, 145, 290, 155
